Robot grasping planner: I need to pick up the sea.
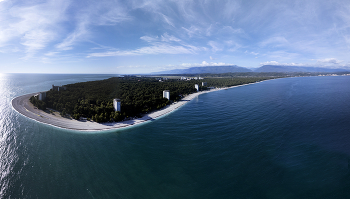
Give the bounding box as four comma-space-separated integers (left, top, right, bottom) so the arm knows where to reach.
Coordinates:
0, 73, 350, 199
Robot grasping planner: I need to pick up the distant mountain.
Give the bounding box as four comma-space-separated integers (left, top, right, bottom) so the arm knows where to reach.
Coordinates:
254, 65, 349, 73
151, 65, 349, 75
154, 65, 252, 74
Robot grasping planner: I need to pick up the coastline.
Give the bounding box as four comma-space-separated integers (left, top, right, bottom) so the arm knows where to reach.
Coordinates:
11, 80, 270, 132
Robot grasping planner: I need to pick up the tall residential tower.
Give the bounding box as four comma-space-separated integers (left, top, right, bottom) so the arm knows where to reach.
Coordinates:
113, 99, 121, 112
163, 90, 170, 100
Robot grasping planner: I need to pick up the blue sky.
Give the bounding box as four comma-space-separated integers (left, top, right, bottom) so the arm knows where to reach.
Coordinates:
0, 0, 349, 74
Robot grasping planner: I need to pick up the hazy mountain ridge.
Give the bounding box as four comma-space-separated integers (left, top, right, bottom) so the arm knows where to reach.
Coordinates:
153, 65, 252, 74
254, 65, 349, 73
154, 65, 349, 74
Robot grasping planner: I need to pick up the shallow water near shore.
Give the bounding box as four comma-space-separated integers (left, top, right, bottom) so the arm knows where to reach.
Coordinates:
1, 73, 350, 198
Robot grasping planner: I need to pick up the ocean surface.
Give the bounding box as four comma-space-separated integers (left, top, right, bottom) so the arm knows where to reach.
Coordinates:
1, 73, 350, 198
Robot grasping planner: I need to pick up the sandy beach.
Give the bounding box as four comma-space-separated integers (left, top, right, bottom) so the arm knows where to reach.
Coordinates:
11, 81, 264, 131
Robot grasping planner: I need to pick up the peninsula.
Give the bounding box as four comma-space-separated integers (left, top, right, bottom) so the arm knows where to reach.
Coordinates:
12, 75, 273, 131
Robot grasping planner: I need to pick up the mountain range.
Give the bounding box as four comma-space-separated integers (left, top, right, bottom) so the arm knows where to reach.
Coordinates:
153, 65, 349, 74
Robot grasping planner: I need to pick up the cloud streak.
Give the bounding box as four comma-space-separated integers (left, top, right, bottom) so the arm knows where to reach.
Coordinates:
179, 61, 236, 68
0, 0, 132, 58
0, 0, 69, 58
56, 21, 88, 51
88, 33, 206, 57
88, 44, 195, 57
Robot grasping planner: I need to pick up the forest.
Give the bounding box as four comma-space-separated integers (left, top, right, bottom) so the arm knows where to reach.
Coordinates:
30, 76, 273, 123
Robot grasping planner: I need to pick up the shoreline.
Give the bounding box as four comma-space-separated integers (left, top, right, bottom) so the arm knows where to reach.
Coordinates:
11, 80, 271, 132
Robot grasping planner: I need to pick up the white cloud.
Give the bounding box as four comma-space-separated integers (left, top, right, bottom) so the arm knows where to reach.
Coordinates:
260, 61, 305, 66
226, 40, 242, 52
56, 1, 131, 51
21, 29, 55, 57
219, 26, 243, 34
140, 33, 181, 43
159, 61, 235, 70
182, 26, 201, 37
45, 51, 59, 56
171, 0, 197, 23
317, 58, 342, 64
206, 24, 213, 36
88, 32, 207, 57
205, 24, 243, 37
182, 44, 207, 52
260, 36, 289, 48
208, 41, 222, 52
95, 2, 132, 25
135, 44, 194, 54
245, 51, 259, 55
0, 29, 14, 47
161, 33, 181, 42
128, 0, 179, 29
140, 36, 158, 42
0, 0, 69, 57
56, 22, 88, 51
160, 13, 175, 27
263, 50, 300, 60
0, 0, 133, 58
179, 61, 234, 68
260, 61, 279, 66
88, 44, 196, 57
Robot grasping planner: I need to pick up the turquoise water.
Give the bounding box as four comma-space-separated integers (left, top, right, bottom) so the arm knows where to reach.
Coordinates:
1, 74, 350, 198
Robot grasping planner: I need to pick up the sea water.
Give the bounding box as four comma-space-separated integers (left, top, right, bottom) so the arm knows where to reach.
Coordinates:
0, 74, 350, 198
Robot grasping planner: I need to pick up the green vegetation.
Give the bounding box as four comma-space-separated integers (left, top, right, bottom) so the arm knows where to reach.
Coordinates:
32, 76, 273, 123
29, 96, 46, 110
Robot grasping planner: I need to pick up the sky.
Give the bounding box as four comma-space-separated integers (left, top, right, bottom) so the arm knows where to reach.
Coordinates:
0, 0, 350, 74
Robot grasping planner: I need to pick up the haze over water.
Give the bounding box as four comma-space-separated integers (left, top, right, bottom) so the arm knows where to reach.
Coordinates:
1, 74, 350, 198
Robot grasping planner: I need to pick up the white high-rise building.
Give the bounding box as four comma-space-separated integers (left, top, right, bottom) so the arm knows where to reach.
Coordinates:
195, 84, 199, 91
38, 92, 46, 101
113, 99, 121, 112
202, 82, 207, 86
35, 92, 46, 101
163, 90, 170, 100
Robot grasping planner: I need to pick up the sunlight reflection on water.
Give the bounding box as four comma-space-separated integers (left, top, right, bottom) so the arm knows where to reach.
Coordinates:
0, 74, 14, 197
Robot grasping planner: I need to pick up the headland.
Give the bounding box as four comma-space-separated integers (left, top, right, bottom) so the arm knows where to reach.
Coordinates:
11, 82, 263, 131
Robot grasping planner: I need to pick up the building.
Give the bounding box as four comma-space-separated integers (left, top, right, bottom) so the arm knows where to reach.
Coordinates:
38, 92, 46, 101
202, 82, 207, 86
113, 99, 121, 112
163, 90, 170, 100
34, 92, 46, 101
52, 85, 67, 91
195, 84, 199, 91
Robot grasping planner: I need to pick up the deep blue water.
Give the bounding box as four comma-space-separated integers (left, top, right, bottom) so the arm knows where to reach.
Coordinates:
1, 74, 350, 198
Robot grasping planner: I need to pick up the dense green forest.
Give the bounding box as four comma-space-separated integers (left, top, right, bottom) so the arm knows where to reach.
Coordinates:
31, 76, 273, 123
